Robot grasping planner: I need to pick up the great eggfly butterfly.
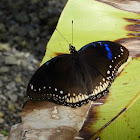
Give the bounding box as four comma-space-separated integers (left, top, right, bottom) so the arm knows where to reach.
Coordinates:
27, 41, 129, 107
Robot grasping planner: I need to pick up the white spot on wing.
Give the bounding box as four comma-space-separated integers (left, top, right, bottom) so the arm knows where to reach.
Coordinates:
84, 95, 88, 99
60, 90, 63, 94
72, 97, 76, 103
121, 48, 124, 52
75, 96, 79, 102
102, 84, 106, 90
97, 86, 101, 92
81, 94, 85, 100
69, 97, 72, 103
94, 89, 98, 95
109, 65, 112, 68
31, 85, 33, 90
99, 85, 104, 92
78, 95, 82, 101
107, 70, 110, 74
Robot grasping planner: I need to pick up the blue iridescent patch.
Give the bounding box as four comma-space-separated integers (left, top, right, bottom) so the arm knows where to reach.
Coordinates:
104, 43, 109, 47
105, 44, 112, 60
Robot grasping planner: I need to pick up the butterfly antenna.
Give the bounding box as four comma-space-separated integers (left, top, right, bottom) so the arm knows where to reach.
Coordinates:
56, 27, 76, 54
72, 20, 73, 45
56, 29, 70, 45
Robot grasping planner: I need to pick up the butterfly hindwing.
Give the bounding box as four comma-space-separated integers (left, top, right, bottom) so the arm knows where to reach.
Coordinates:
27, 54, 89, 106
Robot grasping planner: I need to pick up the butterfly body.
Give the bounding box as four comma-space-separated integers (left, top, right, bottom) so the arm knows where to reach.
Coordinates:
27, 41, 129, 107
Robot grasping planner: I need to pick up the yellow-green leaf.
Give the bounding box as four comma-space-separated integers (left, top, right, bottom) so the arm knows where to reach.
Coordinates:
41, 0, 139, 65
92, 91, 140, 140
79, 57, 140, 140
38, 0, 140, 139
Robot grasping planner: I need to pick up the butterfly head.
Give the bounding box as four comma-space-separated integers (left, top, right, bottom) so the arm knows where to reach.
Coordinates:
69, 44, 77, 54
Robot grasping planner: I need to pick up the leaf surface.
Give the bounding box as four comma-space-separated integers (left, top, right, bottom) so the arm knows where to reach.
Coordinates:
79, 57, 140, 139
41, 0, 140, 65
39, 0, 140, 139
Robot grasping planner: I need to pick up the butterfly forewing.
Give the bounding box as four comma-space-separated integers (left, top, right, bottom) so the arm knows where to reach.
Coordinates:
78, 41, 129, 81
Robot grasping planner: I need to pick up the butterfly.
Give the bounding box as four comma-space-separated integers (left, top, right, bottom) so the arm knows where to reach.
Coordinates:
27, 41, 129, 108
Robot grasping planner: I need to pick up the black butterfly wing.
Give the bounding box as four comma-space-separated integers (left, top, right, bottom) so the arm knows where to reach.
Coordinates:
77, 56, 110, 101
77, 41, 129, 100
27, 52, 107, 107
27, 41, 129, 108
78, 41, 129, 82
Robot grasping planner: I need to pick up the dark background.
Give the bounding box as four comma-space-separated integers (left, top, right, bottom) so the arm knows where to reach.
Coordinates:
0, 0, 67, 137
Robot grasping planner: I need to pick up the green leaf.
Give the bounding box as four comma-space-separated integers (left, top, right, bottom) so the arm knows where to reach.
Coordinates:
81, 57, 140, 140
92, 91, 140, 140
1, 130, 8, 136
38, 0, 140, 139
41, 0, 139, 65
